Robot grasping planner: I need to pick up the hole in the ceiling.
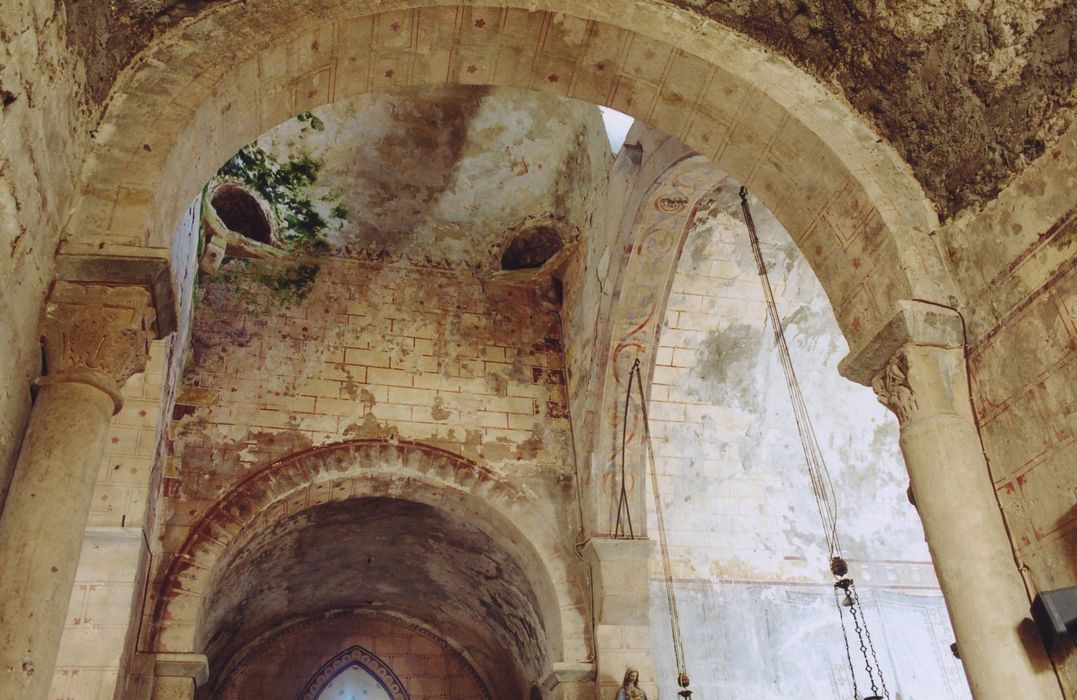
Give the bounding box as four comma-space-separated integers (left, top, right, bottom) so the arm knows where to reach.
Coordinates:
599, 106, 634, 154
500, 225, 563, 271
210, 183, 272, 244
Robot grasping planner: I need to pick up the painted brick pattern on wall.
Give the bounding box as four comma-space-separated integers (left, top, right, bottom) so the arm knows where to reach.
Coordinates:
146, 256, 580, 655
939, 129, 1077, 691
162, 257, 570, 509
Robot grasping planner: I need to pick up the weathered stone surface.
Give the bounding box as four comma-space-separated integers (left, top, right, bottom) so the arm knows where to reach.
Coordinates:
57, 0, 1077, 217
1, 4, 1074, 698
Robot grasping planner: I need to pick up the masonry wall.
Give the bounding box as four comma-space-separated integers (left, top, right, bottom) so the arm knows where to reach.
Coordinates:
643, 186, 968, 697
939, 124, 1077, 692
218, 613, 486, 700
145, 255, 584, 674
0, 2, 91, 508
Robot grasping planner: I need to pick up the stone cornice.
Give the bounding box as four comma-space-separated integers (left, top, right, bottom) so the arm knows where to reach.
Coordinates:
839, 299, 964, 386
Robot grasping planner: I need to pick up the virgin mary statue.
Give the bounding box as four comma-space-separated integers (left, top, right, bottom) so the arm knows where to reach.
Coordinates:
615, 669, 648, 700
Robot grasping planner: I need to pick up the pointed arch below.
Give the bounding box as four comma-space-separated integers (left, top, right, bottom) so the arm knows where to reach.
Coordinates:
299, 646, 408, 700
66, 0, 954, 357
151, 439, 587, 681
215, 610, 493, 700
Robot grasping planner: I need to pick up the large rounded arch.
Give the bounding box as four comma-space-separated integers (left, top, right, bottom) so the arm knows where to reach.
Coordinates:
64, 0, 952, 356
151, 439, 585, 695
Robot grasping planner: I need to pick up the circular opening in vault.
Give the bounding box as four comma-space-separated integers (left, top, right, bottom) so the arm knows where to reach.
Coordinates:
500, 225, 562, 271
210, 183, 272, 244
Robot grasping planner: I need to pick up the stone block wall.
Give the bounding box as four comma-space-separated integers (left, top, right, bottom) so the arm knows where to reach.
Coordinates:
0, 1, 91, 508
641, 185, 968, 697
143, 255, 585, 675
940, 124, 1077, 692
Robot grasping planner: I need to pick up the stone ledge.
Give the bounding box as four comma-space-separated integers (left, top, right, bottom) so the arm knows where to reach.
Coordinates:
541, 661, 596, 691
54, 249, 177, 337
154, 652, 209, 687
840, 299, 964, 386
582, 537, 656, 564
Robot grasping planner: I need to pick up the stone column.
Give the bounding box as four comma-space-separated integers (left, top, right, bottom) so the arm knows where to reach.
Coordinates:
152, 653, 208, 700
0, 280, 157, 699
583, 538, 658, 700
842, 301, 1059, 700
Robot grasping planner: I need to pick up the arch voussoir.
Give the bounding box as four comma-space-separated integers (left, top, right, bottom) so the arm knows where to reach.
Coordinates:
152, 438, 578, 671
67, 1, 951, 360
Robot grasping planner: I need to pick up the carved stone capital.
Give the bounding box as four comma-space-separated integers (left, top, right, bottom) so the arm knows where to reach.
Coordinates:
37, 282, 155, 413
871, 344, 972, 427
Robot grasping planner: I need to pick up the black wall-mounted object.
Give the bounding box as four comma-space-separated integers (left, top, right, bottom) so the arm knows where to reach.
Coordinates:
1031, 586, 1077, 655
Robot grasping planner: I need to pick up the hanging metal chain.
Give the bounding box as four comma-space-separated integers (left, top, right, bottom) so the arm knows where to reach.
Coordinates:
626, 358, 695, 697
613, 359, 638, 539
851, 582, 890, 699
740, 187, 892, 699
738, 187, 842, 560
834, 586, 861, 699
847, 591, 880, 697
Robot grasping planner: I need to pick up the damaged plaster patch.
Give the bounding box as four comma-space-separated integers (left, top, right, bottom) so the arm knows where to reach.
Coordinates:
690, 323, 766, 414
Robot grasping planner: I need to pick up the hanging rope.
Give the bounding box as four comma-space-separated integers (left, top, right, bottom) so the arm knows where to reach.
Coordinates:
626, 358, 694, 698
739, 187, 890, 699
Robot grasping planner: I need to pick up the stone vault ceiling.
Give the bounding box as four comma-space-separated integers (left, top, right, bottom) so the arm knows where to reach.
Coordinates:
209, 86, 608, 270
64, 0, 1077, 218
201, 497, 547, 699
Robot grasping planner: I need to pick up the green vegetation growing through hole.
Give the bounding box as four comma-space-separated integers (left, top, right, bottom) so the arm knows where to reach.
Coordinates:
218, 131, 346, 252
297, 111, 325, 131
216, 259, 322, 310
258, 263, 321, 306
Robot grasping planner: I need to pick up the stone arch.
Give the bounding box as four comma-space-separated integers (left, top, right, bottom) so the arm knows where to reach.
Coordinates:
586, 150, 728, 535
65, 0, 953, 356
298, 645, 409, 700
151, 438, 582, 675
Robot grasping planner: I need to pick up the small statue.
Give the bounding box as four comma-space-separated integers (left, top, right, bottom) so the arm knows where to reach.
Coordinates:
615, 668, 648, 700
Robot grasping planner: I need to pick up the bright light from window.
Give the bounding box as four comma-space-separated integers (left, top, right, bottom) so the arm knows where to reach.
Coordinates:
315, 665, 392, 700
599, 106, 635, 154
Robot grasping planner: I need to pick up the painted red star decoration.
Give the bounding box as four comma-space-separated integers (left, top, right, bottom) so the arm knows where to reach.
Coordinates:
474, 18, 486, 29
547, 74, 559, 83
467, 65, 478, 74
384, 68, 395, 78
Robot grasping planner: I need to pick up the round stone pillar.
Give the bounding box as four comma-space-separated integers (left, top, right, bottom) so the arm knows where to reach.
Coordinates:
0, 281, 154, 699
871, 342, 1060, 699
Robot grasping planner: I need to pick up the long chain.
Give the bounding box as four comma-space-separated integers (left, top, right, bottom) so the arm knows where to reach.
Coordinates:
614, 359, 637, 539
626, 358, 693, 693
835, 591, 860, 698
852, 582, 890, 699
738, 187, 842, 560
740, 187, 892, 699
